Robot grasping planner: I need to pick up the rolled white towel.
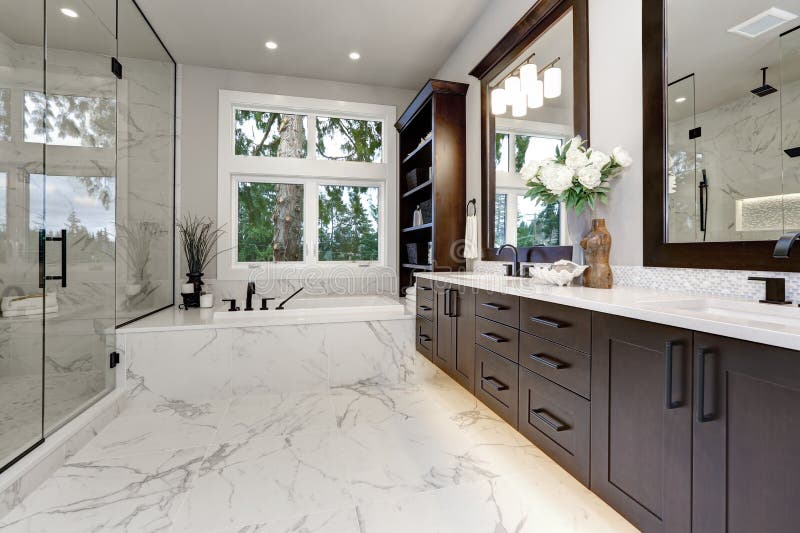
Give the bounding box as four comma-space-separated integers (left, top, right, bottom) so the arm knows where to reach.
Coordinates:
465, 214, 479, 259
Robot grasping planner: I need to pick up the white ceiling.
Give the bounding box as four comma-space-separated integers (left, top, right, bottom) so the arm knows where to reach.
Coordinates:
135, 0, 491, 89
667, 0, 800, 117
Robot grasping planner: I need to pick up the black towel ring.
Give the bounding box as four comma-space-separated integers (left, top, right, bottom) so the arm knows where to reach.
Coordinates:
466, 198, 477, 216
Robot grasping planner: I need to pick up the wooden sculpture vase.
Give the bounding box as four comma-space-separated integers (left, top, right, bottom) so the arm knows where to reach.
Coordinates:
580, 219, 613, 289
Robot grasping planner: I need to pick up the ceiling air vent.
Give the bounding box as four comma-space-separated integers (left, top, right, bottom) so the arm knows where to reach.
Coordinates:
728, 7, 798, 38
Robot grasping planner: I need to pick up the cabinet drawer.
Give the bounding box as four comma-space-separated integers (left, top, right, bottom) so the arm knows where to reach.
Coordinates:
475, 316, 519, 363
475, 345, 518, 426
520, 298, 591, 353
476, 290, 519, 328
416, 278, 434, 302
416, 317, 433, 360
518, 367, 590, 485
417, 299, 434, 321
519, 332, 590, 399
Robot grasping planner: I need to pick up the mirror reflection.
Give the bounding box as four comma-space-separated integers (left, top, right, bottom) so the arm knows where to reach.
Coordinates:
666, 1, 800, 242
490, 9, 573, 249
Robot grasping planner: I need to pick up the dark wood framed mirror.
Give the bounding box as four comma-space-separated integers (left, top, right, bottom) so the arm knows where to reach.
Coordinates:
470, 0, 589, 262
643, 0, 800, 271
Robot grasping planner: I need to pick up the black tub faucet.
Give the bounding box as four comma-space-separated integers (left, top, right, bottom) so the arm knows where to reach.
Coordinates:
774, 232, 800, 258
245, 282, 256, 311
497, 244, 519, 276
277, 287, 304, 310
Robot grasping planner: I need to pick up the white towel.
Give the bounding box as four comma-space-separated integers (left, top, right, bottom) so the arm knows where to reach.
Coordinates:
464, 214, 479, 259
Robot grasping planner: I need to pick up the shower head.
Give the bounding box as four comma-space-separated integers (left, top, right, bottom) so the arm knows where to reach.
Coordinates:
752, 67, 778, 97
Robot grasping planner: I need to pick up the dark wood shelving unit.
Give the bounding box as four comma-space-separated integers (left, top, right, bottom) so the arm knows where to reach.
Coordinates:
395, 79, 468, 296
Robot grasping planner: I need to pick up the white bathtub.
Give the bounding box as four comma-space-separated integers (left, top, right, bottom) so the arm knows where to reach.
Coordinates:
213, 294, 407, 322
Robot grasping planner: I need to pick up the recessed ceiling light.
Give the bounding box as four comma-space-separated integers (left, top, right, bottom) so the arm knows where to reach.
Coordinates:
728, 7, 797, 38
60, 7, 78, 18
265, 41, 278, 50
674, 97, 687, 103
349, 52, 361, 60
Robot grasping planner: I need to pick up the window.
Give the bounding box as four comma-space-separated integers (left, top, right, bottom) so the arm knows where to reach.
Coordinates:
495, 133, 509, 172
0, 89, 10, 142
234, 110, 308, 157
24, 91, 115, 147
516, 195, 560, 246
318, 185, 379, 261
316, 117, 382, 162
218, 91, 396, 279
237, 180, 304, 262
514, 134, 563, 173
494, 193, 507, 245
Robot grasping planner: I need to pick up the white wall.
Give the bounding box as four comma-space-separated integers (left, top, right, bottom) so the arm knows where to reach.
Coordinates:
179, 64, 417, 278
436, 0, 644, 265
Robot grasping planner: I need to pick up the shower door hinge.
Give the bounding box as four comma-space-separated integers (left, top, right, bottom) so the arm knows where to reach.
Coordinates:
689, 127, 702, 140
111, 57, 122, 79
109, 351, 120, 369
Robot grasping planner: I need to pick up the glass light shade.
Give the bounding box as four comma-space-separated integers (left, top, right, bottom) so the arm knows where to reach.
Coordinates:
491, 88, 507, 115
511, 90, 527, 117
504, 75, 521, 96
519, 63, 538, 94
528, 80, 544, 109
543, 67, 562, 98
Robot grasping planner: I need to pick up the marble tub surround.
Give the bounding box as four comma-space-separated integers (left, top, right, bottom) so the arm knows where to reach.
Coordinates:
120, 316, 419, 411
417, 272, 800, 350
0, 355, 635, 533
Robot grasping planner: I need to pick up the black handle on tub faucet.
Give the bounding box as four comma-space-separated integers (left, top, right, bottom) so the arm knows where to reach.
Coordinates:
260, 297, 276, 310
277, 287, 304, 310
245, 282, 256, 311
221, 299, 239, 312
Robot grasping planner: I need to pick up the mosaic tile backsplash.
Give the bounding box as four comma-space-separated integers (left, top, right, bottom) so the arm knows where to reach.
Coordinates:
473, 261, 800, 303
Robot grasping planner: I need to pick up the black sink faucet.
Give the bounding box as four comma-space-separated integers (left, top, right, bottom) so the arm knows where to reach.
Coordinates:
497, 244, 519, 277
245, 282, 256, 311
774, 232, 800, 258
748, 276, 791, 305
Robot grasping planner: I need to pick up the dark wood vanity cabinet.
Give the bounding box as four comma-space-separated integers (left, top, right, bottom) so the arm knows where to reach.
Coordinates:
692, 333, 800, 533
591, 313, 693, 533
435, 283, 476, 392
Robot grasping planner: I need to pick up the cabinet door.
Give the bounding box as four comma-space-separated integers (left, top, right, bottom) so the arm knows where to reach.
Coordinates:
451, 284, 475, 392
693, 333, 800, 533
434, 285, 453, 371
591, 314, 692, 533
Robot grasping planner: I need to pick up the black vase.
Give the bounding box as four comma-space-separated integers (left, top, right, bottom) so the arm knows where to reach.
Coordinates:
186, 272, 204, 293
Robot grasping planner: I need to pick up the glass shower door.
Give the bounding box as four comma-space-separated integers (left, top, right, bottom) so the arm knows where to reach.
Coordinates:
0, 0, 46, 471
40, 0, 117, 434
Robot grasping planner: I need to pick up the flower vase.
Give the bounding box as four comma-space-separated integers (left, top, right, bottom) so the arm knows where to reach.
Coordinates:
566, 208, 593, 265
185, 272, 204, 308
580, 219, 613, 289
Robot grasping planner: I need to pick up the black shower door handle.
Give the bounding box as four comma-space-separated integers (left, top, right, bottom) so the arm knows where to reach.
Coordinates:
38, 229, 67, 288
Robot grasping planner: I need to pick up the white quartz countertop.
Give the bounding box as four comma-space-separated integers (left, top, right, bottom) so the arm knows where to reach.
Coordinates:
416, 272, 800, 351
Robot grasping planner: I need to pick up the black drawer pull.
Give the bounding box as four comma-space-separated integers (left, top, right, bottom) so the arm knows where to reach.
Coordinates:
481, 376, 508, 391
418, 305, 432, 311
529, 353, 567, 369
530, 408, 568, 432
665, 341, 680, 409
529, 316, 566, 329
481, 302, 509, 311
696, 348, 713, 423
418, 286, 432, 291
480, 332, 508, 344
418, 334, 431, 342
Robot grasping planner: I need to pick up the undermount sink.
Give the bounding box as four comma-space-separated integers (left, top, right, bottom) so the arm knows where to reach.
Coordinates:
636, 297, 800, 328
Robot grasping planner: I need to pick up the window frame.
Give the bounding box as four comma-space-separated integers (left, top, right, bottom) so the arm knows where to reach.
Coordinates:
218, 90, 396, 280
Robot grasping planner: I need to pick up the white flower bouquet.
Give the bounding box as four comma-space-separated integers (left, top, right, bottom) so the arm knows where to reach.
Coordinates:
521, 136, 632, 215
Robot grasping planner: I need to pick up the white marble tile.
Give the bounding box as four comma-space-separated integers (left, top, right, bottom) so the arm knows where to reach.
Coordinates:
173, 431, 353, 533
231, 326, 328, 395
214, 392, 336, 444
331, 382, 440, 430
126, 328, 233, 408
356, 467, 636, 533
69, 401, 228, 462
212, 508, 361, 533
0, 447, 205, 533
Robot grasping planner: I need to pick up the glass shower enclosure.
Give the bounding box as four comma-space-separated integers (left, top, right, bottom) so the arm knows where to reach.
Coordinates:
0, 0, 175, 472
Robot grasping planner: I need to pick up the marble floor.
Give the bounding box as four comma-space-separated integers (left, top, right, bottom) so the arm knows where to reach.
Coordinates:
0, 354, 637, 533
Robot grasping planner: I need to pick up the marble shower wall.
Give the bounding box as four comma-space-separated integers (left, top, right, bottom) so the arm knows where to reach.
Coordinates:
120, 318, 420, 410
667, 78, 800, 243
